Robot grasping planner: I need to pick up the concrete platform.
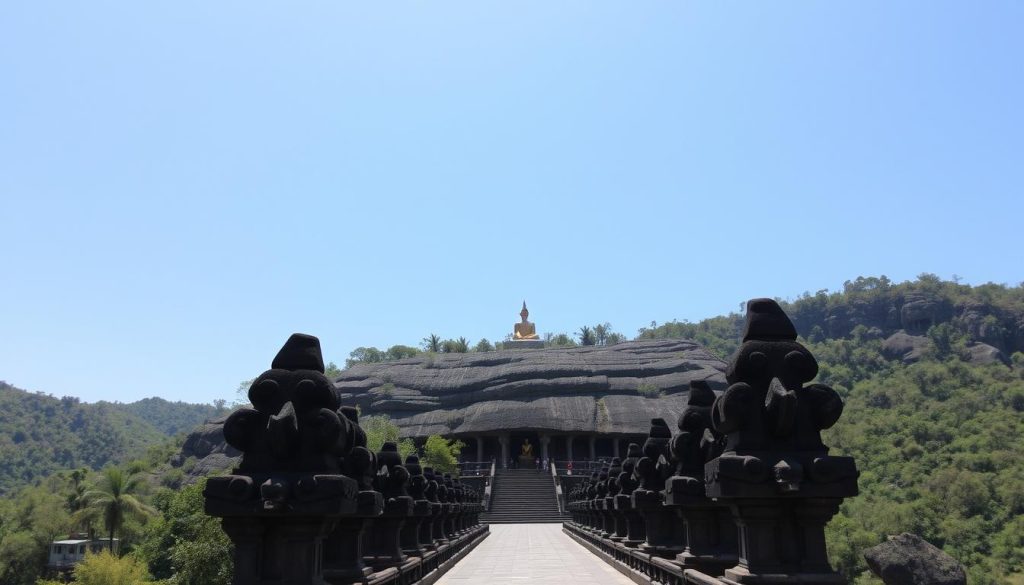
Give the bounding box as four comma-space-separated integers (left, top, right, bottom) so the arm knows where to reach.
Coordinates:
433, 523, 634, 585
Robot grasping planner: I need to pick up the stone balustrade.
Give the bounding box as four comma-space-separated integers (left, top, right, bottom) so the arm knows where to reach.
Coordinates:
204, 333, 488, 585
564, 299, 859, 585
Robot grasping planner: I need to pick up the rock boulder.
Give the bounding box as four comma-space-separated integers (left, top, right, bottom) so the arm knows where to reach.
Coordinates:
881, 332, 931, 364
864, 533, 966, 585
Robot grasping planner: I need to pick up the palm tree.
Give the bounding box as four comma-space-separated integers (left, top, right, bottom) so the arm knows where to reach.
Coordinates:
80, 467, 155, 552
422, 334, 442, 353
67, 468, 97, 539
578, 326, 596, 346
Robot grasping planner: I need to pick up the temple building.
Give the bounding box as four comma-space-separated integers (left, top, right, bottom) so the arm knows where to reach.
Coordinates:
335, 304, 728, 464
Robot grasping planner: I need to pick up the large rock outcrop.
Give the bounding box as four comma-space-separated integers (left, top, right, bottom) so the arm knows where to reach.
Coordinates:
881, 332, 932, 364
170, 340, 728, 481
336, 339, 727, 437
864, 533, 967, 585
172, 416, 240, 482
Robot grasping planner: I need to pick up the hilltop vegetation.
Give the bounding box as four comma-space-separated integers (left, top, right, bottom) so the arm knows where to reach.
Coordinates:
112, 397, 223, 436
643, 274, 1024, 584
0, 383, 223, 495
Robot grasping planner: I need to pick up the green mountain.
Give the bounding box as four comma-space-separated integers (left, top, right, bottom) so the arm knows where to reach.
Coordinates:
0, 383, 221, 495
642, 275, 1024, 583
108, 396, 222, 436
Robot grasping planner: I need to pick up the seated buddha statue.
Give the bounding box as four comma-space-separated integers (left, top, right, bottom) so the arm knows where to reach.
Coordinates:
514, 301, 540, 340
521, 438, 534, 457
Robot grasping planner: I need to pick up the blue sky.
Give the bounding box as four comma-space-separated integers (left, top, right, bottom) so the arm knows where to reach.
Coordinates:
1, 2, 1021, 404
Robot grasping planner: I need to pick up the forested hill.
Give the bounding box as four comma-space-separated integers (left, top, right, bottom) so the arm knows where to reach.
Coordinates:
0, 382, 222, 495
639, 274, 1024, 365
644, 275, 1024, 583
111, 396, 224, 435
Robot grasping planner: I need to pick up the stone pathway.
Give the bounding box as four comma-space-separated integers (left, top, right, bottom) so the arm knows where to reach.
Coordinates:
434, 524, 633, 585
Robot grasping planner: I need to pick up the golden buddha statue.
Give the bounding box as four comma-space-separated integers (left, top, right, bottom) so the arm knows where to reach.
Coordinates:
520, 438, 534, 457
514, 301, 540, 340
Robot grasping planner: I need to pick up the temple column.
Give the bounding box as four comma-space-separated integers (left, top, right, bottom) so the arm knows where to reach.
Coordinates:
498, 434, 509, 469
476, 436, 484, 462
539, 434, 550, 462
588, 435, 597, 460
566, 435, 574, 461
613, 437, 620, 458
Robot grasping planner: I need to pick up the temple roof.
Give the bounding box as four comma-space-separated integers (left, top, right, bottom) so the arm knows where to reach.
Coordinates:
334, 339, 728, 437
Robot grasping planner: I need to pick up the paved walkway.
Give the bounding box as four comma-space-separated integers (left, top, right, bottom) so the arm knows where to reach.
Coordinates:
434, 524, 633, 585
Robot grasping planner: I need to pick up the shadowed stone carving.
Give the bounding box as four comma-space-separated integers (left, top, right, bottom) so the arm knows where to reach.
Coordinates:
400, 455, 432, 556
706, 299, 858, 585
362, 442, 413, 570
664, 380, 737, 575
204, 333, 360, 585
633, 418, 684, 557
613, 443, 645, 547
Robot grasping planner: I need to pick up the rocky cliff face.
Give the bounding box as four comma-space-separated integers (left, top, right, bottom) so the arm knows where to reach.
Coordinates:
335, 339, 728, 437
171, 339, 728, 482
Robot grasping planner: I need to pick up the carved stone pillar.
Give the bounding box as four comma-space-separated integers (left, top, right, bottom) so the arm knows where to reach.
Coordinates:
613, 438, 620, 458
588, 435, 597, 460
566, 435, 574, 461
204, 334, 365, 585
498, 434, 509, 468
539, 434, 550, 461
476, 436, 484, 462
706, 299, 858, 585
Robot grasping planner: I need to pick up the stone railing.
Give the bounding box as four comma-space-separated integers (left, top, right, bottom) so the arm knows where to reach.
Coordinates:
456, 461, 492, 477
484, 460, 495, 511
204, 334, 488, 585
563, 299, 859, 585
551, 460, 564, 514
554, 460, 609, 476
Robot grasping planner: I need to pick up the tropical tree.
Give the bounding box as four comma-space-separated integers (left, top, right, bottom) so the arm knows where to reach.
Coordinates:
138, 479, 232, 585
360, 415, 417, 459
345, 347, 386, 368
386, 345, 420, 361
422, 334, 442, 353
473, 338, 494, 352
545, 333, 577, 348
420, 435, 465, 474
578, 326, 596, 346
79, 468, 155, 553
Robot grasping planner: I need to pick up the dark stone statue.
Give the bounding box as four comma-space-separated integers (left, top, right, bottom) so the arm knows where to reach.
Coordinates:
614, 443, 646, 547
203, 333, 488, 585
205, 333, 360, 585
401, 455, 432, 556
362, 442, 414, 570
706, 299, 858, 584
664, 381, 737, 574
562, 300, 861, 585
633, 418, 684, 557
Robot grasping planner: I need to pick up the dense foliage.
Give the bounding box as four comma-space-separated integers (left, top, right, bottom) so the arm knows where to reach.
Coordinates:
137, 479, 232, 585
37, 551, 153, 585
362, 414, 465, 473
0, 384, 221, 496
641, 275, 1024, 584
111, 398, 223, 436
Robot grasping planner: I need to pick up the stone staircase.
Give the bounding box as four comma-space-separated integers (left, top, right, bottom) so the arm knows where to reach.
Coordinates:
482, 469, 569, 524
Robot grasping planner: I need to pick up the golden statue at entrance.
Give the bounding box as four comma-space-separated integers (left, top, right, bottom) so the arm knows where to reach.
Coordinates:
520, 438, 534, 457
514, 301, 540, 340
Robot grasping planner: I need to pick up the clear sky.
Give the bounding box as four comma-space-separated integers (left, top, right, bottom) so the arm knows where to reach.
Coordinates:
1, 2, 1021, 405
